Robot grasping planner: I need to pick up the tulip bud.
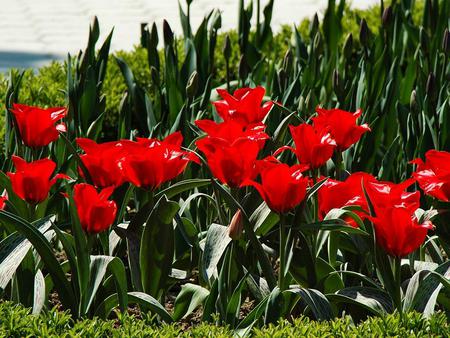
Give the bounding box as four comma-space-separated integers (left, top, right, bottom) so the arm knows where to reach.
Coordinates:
228, 209, 244, 240
223, 34, 231, 61
359, 19, 370, 47
310, 13, 319, 39
150, 22, 159, 46
238, 55, 249, 81
163, 20, 174, 45
140, 23, 149, 48
443, 28, 449, 56
343, 33, 353, 59
382, 6, 393, 29
150, 66, 160, 86
186, 0, 193, 5
410, 90, 419, 114
186, 71, 199, 99
282, 49, 293, 73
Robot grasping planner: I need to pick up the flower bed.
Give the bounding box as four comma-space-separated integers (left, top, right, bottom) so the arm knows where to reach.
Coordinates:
0, 0, 449, 334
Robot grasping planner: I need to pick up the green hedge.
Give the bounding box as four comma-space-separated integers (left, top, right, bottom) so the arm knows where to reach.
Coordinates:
0, 1, 425, 144
0, 301, 448, 337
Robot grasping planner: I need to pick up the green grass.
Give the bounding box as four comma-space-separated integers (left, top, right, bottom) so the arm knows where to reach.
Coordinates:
0, 301, 448, 337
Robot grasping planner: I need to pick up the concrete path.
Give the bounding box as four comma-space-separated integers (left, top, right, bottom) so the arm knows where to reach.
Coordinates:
0, 0, 378, 71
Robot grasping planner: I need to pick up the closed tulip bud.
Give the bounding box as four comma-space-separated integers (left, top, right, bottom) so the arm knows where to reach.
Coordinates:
443, 28, 449, 56
310, 13, 319, 39
223, 34, 231, 61
186, 71, 199, 99
278, 69, 286, 87
228, 209, 244, 240
150, 23, 159, 46
382, 6, 393, 29
150, 66, 160, 86
410, 90, 419, 114
186, 0, 193, 5
238, 55, 249, 81
343, 33, 353, 59
359, 19, 370, 47
163, 20, 174, 45
283, 49, 293, 73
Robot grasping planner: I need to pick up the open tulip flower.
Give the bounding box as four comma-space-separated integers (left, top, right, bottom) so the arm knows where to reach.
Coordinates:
77, 138, 127, 188
312, 108, 370, 151
120, 132, 199, 190
365, 178, 420, 212
7, 156, 69, 204
10, 103, 66, 148
275, 123, 336, 169
213, 86, 273, 125
244, 157, 309, 214
369, 206, 433, 258
73, 183, 117, 234
318, 172, 376, 227
411, 150, 450, 202
195, 120, 269, 188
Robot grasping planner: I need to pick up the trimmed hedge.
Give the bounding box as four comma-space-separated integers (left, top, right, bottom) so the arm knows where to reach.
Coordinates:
0, 301, 448, 337
0, 1, 425, 144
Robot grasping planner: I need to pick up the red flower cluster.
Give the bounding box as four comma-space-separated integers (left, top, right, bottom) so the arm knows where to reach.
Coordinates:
7, 156, 68, 204
318, 171, 432, 257
412, 150, 450, 202
77, 132, 198, 191
10, 104, 66, 148
366, 179, 433, 258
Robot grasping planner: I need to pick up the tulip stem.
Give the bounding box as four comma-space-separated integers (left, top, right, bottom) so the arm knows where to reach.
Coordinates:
393, 256, 403, 318
279, 213, 287, 291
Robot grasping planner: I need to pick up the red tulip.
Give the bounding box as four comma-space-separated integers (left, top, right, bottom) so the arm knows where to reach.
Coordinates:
195, 120, 269, 188
77, 138, 126, 188
10, 103, 66, 148
213, 86, 273, 125
0, 191, 7, 210
369, 206, 433, 258
411, 150, 450, 202
365, 178, 420, 213
312, 108, 370, 151
275, 123, 336, 169
120, 132, 198, 190
318, 172, 376, 227
244, 157, 309, 213
73, 183, 117, 234
7, 156, 68, 204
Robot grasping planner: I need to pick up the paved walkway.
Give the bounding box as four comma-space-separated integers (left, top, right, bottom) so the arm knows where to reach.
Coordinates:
0, 0, 377, 70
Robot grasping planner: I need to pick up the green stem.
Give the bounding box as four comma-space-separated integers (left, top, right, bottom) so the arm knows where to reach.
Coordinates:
393, 256, 403, 318
243, 218, 277, 289
279, 213, 287, 291
334, 150, 344, 180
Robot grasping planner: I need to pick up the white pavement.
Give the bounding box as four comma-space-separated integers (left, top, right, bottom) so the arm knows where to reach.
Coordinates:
0, 0, 378, 70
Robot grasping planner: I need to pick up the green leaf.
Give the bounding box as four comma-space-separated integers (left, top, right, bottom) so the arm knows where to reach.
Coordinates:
32, 269, 46, 315
94, 291, 173, 322
155, 179, 210, 200
286, 286, 334, 320
0, 212, 76, 314
327, 286, 393, 316
140, 195, 179, 299
173, 283, 209, 321
201, 223, 232, 282
0, 216, 52, 291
